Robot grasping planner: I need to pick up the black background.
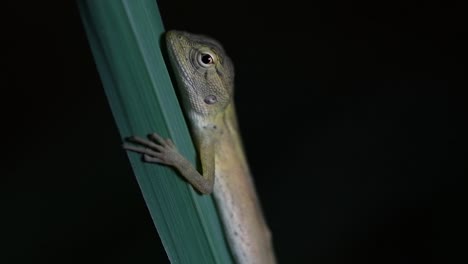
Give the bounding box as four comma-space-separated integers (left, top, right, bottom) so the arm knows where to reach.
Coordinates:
4, 0, 466, 263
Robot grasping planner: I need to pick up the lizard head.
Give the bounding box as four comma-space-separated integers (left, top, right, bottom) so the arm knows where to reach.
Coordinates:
166, 30, 235, 118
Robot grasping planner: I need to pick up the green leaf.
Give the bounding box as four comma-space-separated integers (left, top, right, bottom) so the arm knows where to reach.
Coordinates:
77, 1, 234, 263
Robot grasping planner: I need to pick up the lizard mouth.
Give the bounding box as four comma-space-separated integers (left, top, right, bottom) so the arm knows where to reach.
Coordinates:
165, 31, 193, 85
165, 31, 183, 68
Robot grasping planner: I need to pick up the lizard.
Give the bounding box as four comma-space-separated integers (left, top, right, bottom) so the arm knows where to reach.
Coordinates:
122, 30, 276, 264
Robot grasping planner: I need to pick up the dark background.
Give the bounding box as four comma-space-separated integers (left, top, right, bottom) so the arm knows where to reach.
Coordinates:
4, 0, 466, 263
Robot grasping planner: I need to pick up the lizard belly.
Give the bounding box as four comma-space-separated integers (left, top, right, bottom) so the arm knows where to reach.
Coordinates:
213, 138, 275, 264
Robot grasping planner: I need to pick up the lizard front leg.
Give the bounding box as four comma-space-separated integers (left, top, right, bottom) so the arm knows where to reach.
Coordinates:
123, 133, 215, 194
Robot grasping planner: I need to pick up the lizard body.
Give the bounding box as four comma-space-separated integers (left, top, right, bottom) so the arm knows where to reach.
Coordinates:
124, 30, 276, 264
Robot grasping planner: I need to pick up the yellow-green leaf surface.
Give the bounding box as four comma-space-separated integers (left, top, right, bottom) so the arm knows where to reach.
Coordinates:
77, 1, 233, 263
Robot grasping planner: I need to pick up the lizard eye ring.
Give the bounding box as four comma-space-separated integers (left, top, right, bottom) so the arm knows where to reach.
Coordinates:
204, 95, 217, 104
198, 52, 216, 67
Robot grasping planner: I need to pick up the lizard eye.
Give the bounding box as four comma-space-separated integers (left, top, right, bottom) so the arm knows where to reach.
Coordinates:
198, 52, 215, 67
204, 95, 217, 104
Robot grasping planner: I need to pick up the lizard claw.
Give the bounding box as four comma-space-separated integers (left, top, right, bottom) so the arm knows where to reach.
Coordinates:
123, 133, 182, 166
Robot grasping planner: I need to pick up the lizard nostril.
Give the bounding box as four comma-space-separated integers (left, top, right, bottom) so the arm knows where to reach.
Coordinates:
204, 95, 217, 104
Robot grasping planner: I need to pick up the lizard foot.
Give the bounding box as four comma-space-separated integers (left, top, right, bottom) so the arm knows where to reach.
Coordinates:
123, 133, 182, 166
